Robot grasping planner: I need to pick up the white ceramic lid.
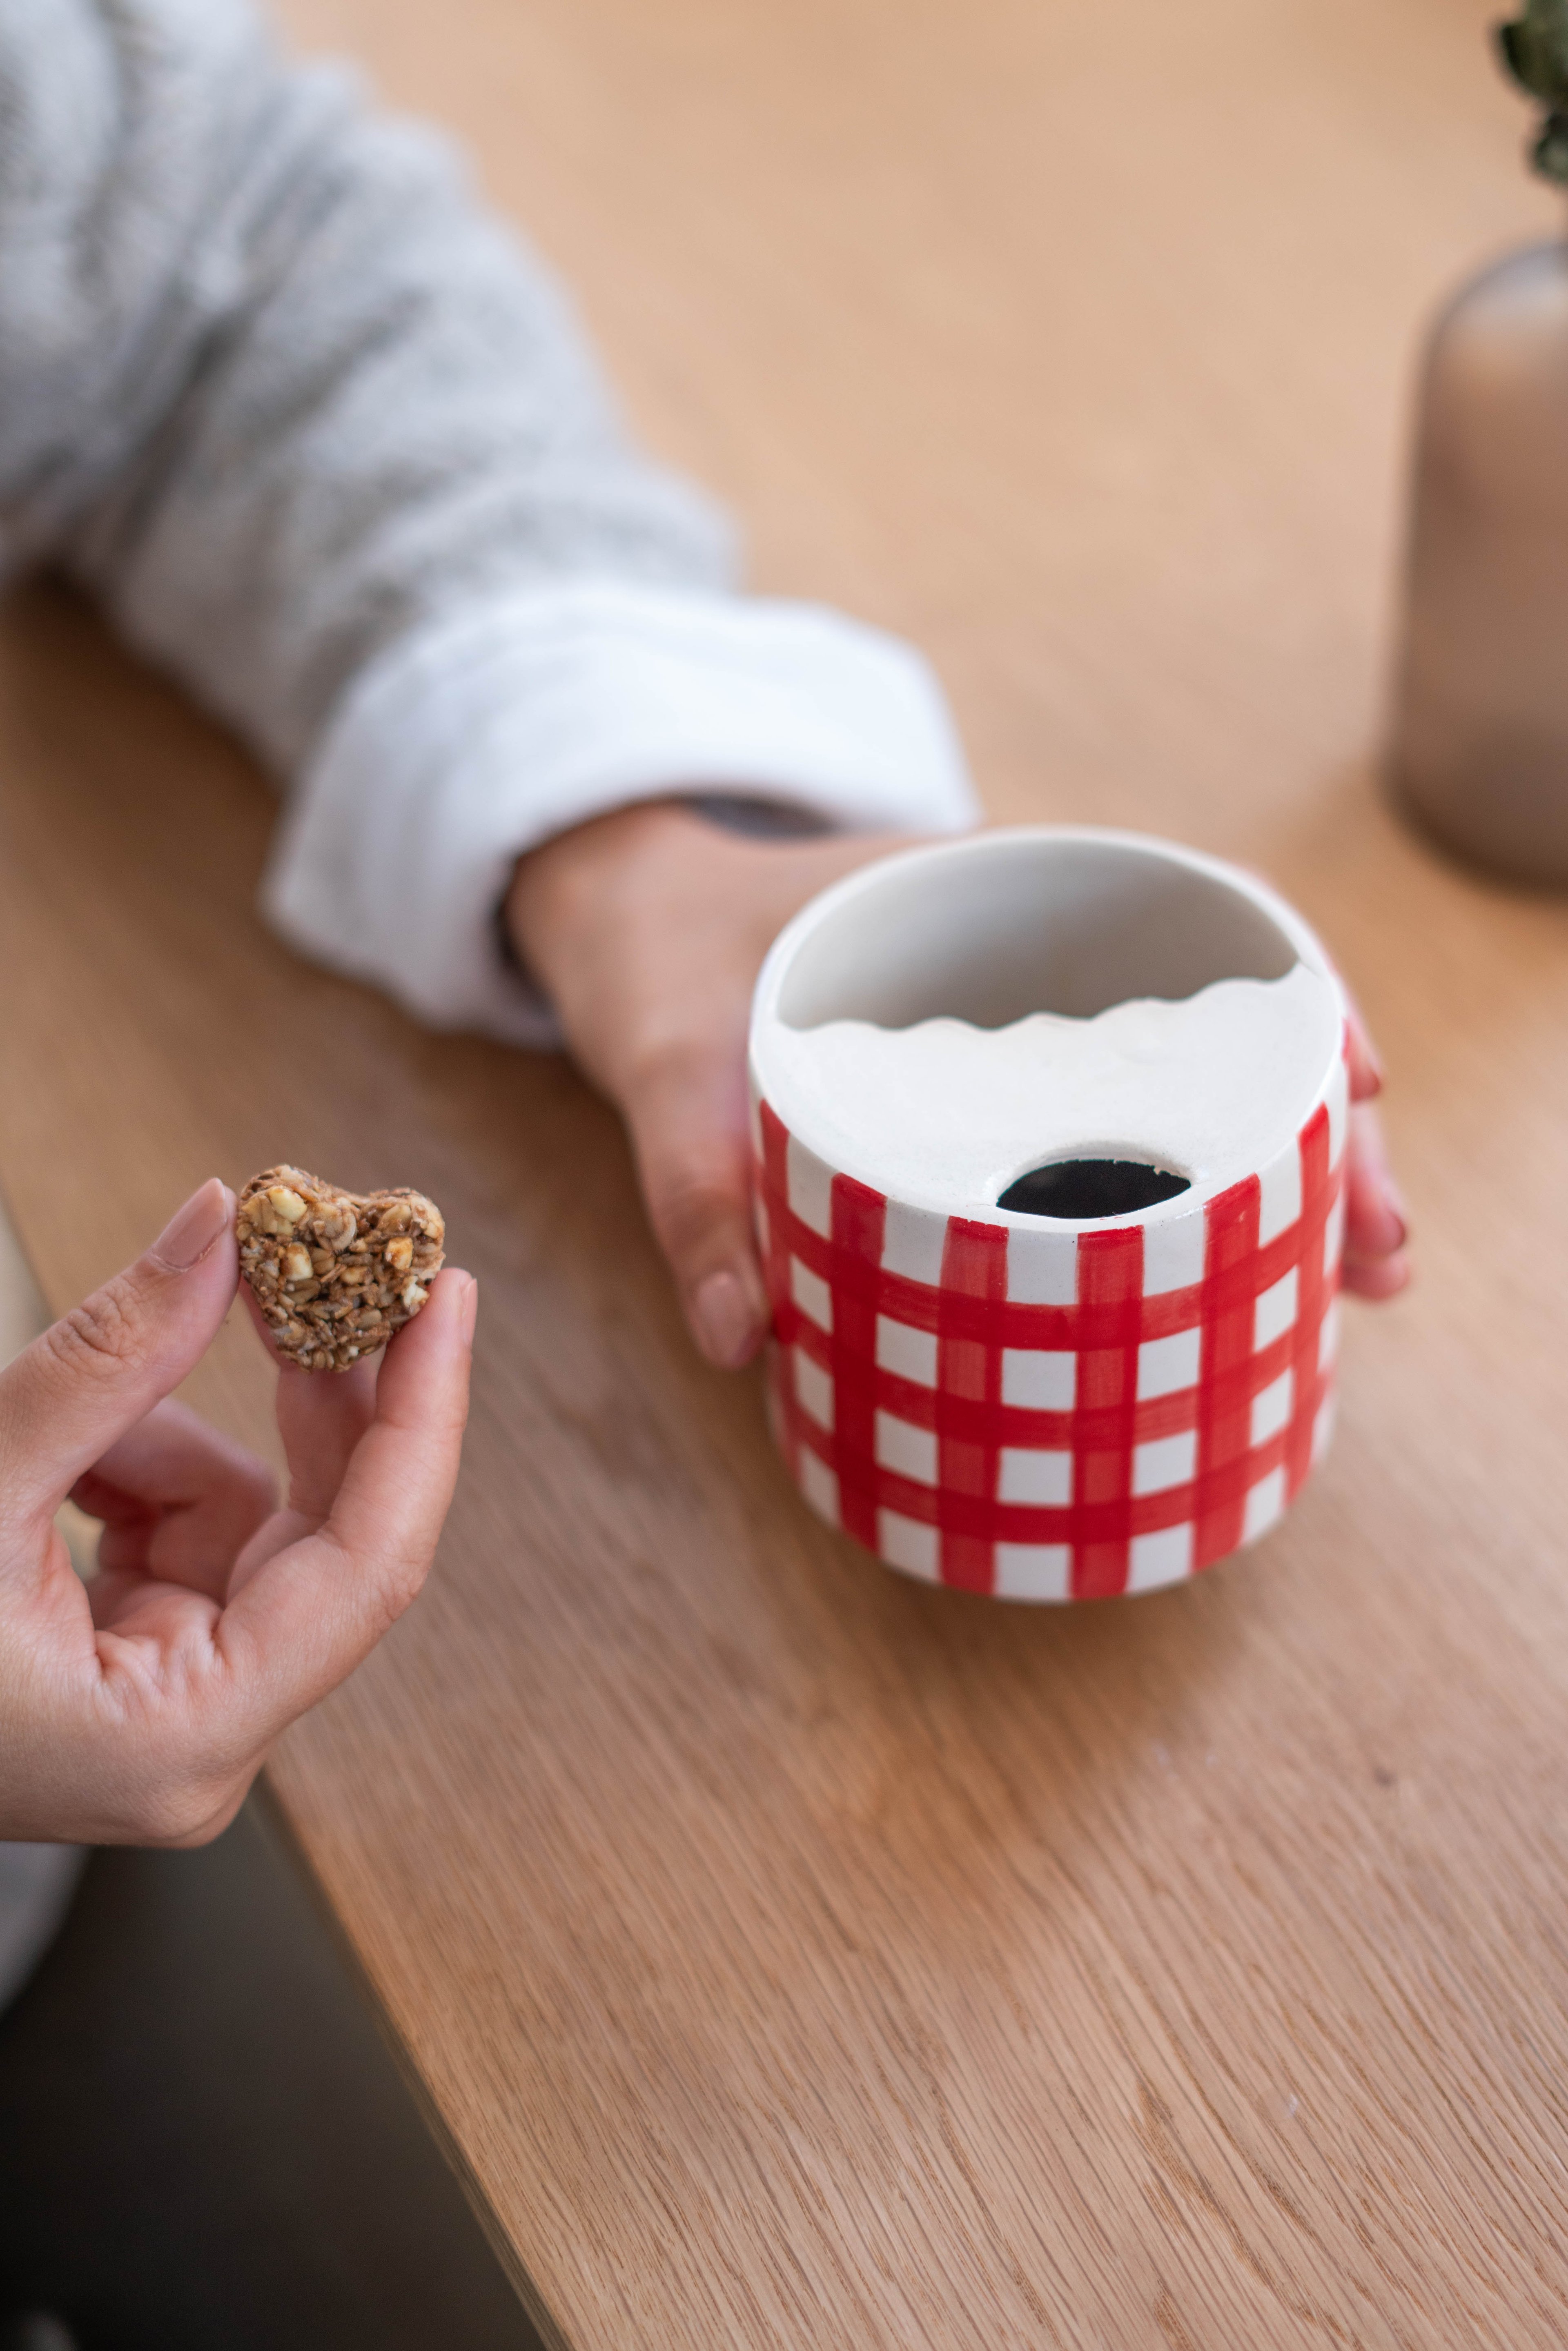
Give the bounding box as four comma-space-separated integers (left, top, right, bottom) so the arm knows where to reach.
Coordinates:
750, 828, 1345, 1229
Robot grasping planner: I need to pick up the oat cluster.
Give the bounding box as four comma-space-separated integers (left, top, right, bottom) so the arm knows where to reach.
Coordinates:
238, 1165, 445, 1372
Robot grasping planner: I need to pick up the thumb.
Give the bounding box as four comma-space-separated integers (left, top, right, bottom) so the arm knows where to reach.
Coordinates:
0, 1179, 239, 1516
623, 1044, 770, 1370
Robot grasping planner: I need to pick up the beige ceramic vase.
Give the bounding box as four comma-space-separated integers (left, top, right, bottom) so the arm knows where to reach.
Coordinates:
1390, 3, 1568, 880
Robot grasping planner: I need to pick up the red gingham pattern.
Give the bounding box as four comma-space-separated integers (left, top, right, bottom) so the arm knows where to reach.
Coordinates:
755, 1053, 1347, 1601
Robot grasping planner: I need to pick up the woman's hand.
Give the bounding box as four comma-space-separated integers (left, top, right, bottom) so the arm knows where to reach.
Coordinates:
1340, 1022, 1410, 1301
0, 1179, 476, 1846
508, 803, 910, 1368
508, 802, 1410, 1365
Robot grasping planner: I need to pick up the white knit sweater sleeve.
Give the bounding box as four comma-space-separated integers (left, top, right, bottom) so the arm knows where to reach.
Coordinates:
0, 0, 977, 1039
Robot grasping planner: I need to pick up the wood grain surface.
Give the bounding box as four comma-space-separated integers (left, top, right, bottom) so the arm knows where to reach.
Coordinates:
2, 0, 1567, 2342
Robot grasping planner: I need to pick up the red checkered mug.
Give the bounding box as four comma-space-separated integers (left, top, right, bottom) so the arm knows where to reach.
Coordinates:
749, 829, 1349, 1601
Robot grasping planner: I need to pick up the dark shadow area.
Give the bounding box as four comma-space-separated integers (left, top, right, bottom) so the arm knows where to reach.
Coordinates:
0, 1801, 544, 2351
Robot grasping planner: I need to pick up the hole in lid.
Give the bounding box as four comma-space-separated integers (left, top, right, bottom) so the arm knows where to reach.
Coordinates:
998, 1159, 1192, 1220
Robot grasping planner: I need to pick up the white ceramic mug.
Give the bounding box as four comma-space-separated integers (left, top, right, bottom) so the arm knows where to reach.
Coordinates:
749, 828, 1349, 1601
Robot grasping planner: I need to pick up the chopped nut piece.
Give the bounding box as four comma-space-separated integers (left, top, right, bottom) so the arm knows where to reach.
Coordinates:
236, 1166, 445, 1371
244, 1183, 309, 1236
317, 1200, 357, 1251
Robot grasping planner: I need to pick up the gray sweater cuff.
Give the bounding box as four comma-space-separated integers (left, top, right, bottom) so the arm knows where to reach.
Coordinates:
261, 580, 980, 1046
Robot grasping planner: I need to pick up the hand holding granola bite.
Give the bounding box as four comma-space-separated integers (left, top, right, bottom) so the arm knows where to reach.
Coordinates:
0, 1179, 475, 1846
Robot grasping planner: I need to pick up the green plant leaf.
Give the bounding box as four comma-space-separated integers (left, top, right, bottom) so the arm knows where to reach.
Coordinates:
1497, 4, 1568, 102
1500, 20, 1548, 96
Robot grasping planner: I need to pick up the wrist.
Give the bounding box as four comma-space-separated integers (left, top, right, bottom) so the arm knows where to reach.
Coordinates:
504, 798, 708, 1005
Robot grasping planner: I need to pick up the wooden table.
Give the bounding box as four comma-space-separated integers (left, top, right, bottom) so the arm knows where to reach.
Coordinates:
2, 0, 1567, 2341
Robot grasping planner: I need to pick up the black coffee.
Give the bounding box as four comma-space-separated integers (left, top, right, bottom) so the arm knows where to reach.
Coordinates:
998, 1158, 1191, 1219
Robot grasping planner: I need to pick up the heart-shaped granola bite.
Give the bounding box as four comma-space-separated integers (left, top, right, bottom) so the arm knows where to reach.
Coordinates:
238, 1165, 446, 1372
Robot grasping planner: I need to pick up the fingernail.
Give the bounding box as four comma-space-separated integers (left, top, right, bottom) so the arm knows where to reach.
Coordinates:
150, 1179, 234, 1273
1382, 1178, 1409, 1251
458, 1273, 479, 1346
690, 1267, 764, 1370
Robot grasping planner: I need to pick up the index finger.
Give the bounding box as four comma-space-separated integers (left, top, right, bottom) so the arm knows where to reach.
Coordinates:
1343, 998, 1385, 1103
238, 1279, 381, 1521
212, 1271, 476, 1737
